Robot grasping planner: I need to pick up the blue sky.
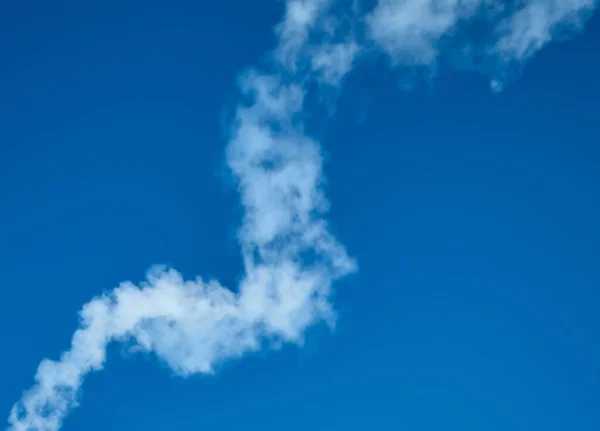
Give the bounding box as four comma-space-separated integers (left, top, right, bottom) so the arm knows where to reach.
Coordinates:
1, 1, 599, 430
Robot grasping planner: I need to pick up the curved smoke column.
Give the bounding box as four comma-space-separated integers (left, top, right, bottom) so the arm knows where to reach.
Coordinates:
7, 1, 597, 430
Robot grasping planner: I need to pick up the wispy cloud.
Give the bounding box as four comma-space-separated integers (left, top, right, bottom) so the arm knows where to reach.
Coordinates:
7, 2, 356, 430
275, 0, 333, 71
489, 0, 597, 87
366, 0, 598, 88
7, 0, 598, 430
366, 0, 482, 66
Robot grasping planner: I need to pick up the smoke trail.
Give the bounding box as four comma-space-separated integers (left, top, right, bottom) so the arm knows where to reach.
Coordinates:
7, 2, 356, 430
7, 1, 598, 430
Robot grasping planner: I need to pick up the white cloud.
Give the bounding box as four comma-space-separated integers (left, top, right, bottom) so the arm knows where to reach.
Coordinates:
7, 2, 356, 430
366, 0, 598, 86
274, 0, 360, 86
7, 0, 599, 430
275, 0, 333, 71
311, 41, 361, 85
491, 0, 597, 63
366, 0, 482, 66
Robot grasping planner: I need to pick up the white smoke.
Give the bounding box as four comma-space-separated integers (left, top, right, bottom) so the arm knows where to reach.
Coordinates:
7, 1, 597, 430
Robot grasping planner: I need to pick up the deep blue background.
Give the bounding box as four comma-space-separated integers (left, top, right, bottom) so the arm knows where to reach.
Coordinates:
1, 1, 599, 430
